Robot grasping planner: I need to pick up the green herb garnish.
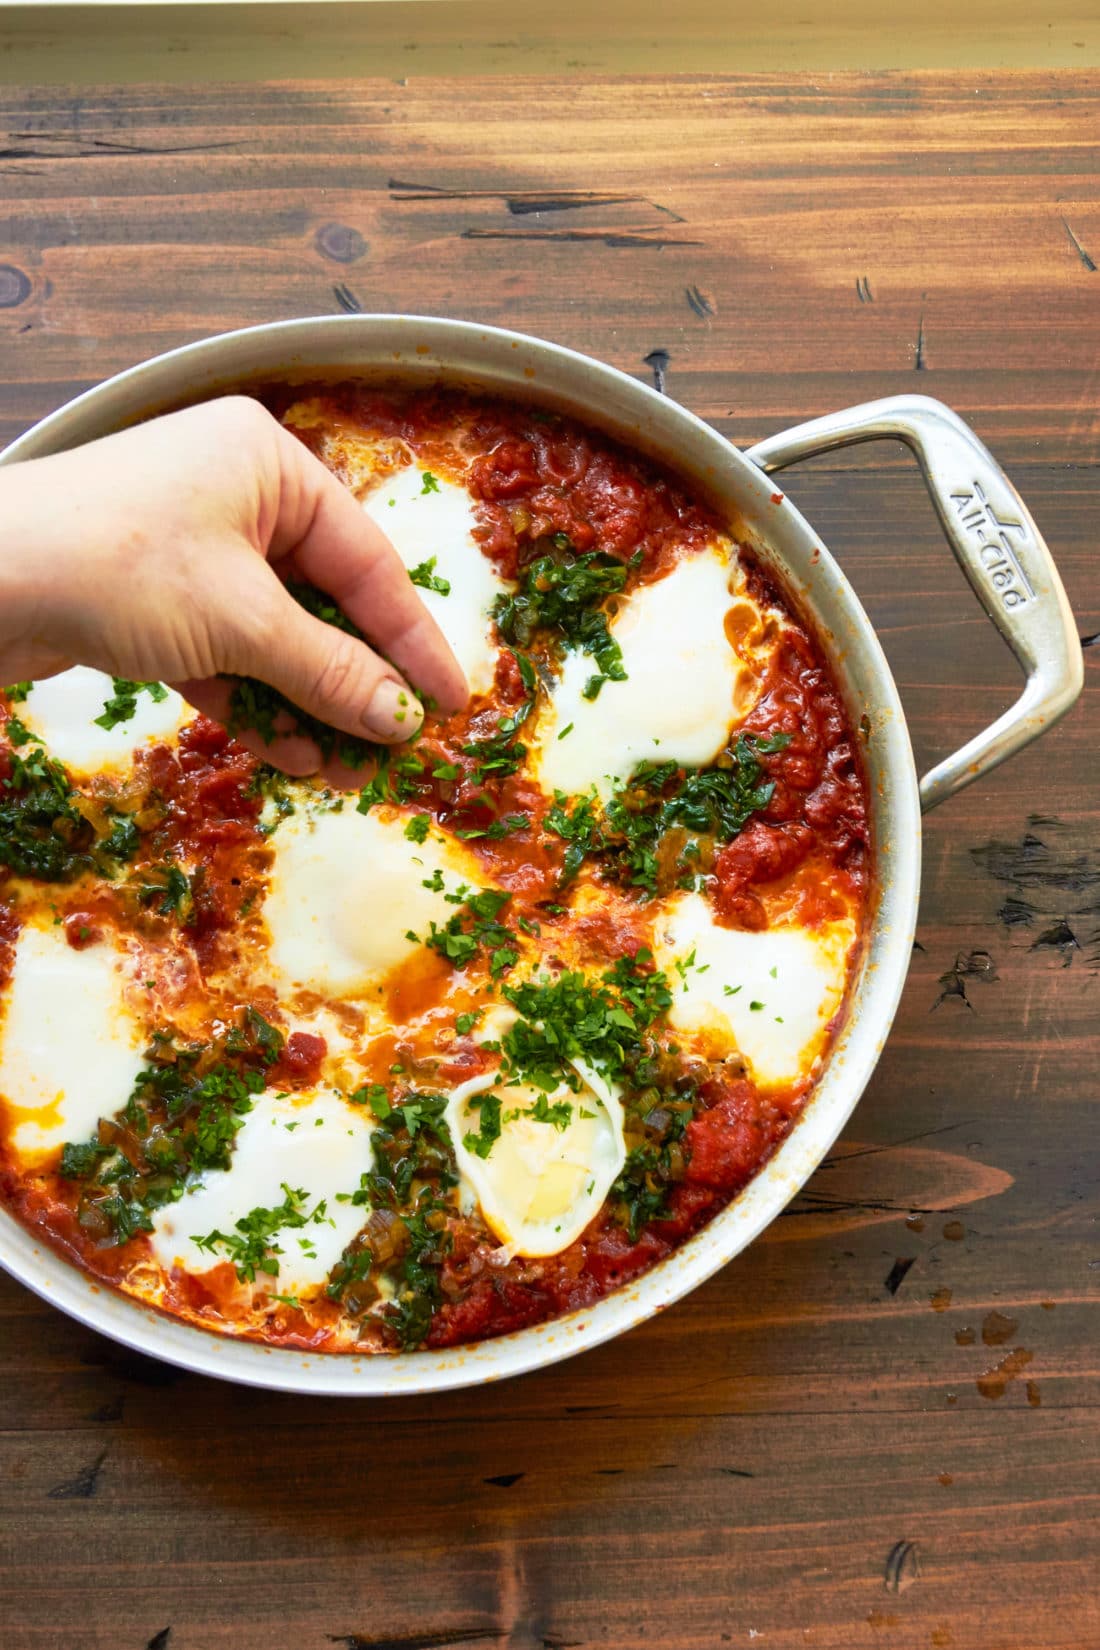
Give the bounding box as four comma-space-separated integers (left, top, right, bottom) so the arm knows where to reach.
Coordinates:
500, 950, 671, 1092
133, 862, 193, 922
408, 557, 451, 597
462, 1091, 503, 1159
417, 886, 517, 978
56, 1012, 279, 1244
544, 733, 790, 895
192, 1182, 331, 1282
492, 542, 638, 699
94, 678, 169, 731
0, 742, 93, 881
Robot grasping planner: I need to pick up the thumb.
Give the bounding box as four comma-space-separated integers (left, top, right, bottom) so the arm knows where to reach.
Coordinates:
232, 574, 424, 745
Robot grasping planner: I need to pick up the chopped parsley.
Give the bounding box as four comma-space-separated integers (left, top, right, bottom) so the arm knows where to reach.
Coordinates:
460, 729, 525, 785
544, 789, 603, 885
604, 949, 675, 1025
56, 1012, 283, 1244
0, 709, 149, 883
492, 540, 638, 699
501, 950, 671, 1091
359, 1091, 457, 1207
58, 1139, 110, 1179
459, 651, 537, 786
417, 886, 517, 978
543, 733, 790, 895
0, 734, 93, 881
99, 813, 140, 863
133, 862, 193, 922
0, 720, 142, 882
325, 1243, 373, 1306
420, 470, 441, 495
455, 811, 529, 842
462, 1091, 502, 1159
326, 1093, 460, 1347
408, 556, 451, 596
510, 1094, 573, 1132
403, 813, 432, 844
357, 745, 428, 813
349, 1083, 392, 1120
94, 678, 168, 731
610, 1079, 696, 1239
192, 1183, 332, 1283
612, 1143, 673, 1239
386, 1193, 451, 1350
225, 1006, 285, 1065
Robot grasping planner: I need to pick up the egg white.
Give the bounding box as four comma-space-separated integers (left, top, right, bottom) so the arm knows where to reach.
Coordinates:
16, 667, 186, 776
532, 543, 749, 800
148, 1086, 375, 1296
0, 920, 146, 1162
362, 465, 510, 698
261, 803, 492, 1002
653, 890, 856, 1087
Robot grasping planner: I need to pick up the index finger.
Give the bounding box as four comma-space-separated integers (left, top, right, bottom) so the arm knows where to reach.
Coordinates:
267, 424, 470, 715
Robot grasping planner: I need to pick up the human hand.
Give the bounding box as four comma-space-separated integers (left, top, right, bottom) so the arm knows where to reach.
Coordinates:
0, 396, 469, 776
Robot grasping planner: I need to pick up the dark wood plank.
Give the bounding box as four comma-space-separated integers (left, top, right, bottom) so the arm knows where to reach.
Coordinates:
2, 75, 1099, 461
0, 73, 1097, 1650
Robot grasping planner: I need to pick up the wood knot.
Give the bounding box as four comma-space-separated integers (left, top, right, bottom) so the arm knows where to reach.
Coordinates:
315, 223, 368, 264
0, 264, 32, 308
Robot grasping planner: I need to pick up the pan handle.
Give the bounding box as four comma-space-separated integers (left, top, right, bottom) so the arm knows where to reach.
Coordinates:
746, 394, 1083, 812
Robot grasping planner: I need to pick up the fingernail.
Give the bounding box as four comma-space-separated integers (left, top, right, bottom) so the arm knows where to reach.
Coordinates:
362, 678, 423, 739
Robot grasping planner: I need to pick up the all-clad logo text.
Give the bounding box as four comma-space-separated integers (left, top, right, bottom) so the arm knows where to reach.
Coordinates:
949, 480, 1034, 609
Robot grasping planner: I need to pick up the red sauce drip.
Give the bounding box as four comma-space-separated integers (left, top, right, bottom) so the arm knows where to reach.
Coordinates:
0, 902, 20, 991
132, 717, 266, 970
269, 1032, 328, 1088
63, 912, 102, 950
710, 613, 870, 926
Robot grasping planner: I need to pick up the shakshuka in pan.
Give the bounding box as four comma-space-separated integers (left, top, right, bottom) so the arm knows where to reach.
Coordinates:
0, 385, 870, 1353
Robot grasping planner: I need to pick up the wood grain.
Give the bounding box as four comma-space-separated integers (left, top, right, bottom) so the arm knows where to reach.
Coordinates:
2, 1, 1099, 85
0, 74, 1097, 1650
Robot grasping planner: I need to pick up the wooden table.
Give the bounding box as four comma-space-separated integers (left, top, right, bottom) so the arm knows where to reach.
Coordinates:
1, 74, 1097, 1650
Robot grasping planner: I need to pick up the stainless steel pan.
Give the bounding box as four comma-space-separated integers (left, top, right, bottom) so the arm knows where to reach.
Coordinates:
0, 316, 1082, 1394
